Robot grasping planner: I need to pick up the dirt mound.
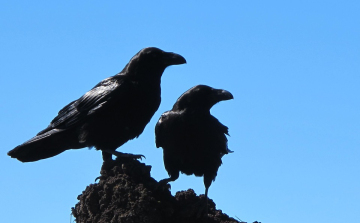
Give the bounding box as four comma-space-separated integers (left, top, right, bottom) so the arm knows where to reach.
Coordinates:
72, 157, 240, 223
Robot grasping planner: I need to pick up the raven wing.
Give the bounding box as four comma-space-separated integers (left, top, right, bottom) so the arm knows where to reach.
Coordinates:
206, 115, 232, 155
37, 76, 125, 135
155, 111, 232, 155
155, 111, 177, 148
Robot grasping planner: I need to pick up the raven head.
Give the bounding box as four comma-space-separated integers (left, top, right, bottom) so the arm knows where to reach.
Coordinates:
126, 47, 186, 77
173, 85, 233, 111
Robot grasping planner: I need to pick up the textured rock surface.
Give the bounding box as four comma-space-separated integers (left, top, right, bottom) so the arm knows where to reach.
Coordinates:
72, 157, 241, 223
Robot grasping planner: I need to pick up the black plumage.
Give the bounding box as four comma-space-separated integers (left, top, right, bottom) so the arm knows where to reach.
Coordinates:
8, 47, 186, 163
155, 85, 233, 200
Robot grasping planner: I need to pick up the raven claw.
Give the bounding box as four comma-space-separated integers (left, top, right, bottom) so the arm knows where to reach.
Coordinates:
131, 154, 146, 160
103, 149, 146, 160
156, 179, 171, 191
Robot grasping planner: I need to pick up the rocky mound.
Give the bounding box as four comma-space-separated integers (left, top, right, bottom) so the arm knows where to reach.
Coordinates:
72, 157, 242, 223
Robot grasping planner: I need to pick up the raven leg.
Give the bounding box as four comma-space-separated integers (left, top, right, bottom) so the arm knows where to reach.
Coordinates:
95, 151, 115, 182
204, 174, 213, 199
102, 149, 145, 160
158, 171, 179, 190
203, 186, 209, 216
102, 150, 113, 162
198, 174, 213, 217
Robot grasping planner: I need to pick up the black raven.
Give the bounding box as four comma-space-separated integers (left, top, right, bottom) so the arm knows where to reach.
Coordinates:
8, 47, 186, 163
155, 85, 233, 203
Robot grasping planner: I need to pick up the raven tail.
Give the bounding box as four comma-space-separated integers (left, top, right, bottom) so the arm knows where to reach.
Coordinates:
8, 129, 83, 162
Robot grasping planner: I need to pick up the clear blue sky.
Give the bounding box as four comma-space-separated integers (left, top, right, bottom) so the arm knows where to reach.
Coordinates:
1, 1, 359, 223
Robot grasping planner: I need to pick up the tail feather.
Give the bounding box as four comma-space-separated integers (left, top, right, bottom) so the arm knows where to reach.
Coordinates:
8, 129, 83, 162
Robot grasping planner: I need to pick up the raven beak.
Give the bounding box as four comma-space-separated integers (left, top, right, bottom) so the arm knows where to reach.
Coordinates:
164, 52, 187, 66
215, 89, 234, 102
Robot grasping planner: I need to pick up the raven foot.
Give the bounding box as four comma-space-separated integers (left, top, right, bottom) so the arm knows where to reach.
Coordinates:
95, 176, 104, 182
103, 149, 145, 160
156, 179, 172, 191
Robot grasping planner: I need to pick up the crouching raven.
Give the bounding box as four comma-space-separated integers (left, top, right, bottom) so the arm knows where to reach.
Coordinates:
8, 47, 186, 163
155, 85, 233, 210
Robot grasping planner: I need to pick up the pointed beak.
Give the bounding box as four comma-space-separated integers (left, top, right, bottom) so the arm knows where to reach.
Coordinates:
215, 89, 234, 102
164, 52, 187, 66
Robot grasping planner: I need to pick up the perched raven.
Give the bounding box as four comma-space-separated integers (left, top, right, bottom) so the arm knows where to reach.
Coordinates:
8, 47, 186, 163
155, 85, 233, 202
